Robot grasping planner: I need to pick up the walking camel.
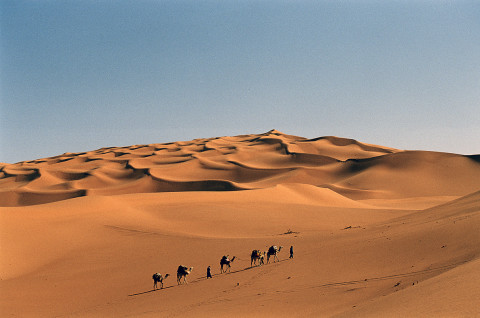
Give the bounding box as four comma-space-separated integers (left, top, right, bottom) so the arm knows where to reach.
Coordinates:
152, 273, 169, 290
267, 246, 283, 263
177, 265, 194, 285
220, 255, 236, 273
250, 250, 266, 267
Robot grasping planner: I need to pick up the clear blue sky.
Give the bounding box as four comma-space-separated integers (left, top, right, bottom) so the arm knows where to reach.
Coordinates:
1, 0, 479, 163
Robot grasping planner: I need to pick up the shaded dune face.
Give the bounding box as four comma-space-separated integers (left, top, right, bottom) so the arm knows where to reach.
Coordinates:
1, 130, 479, 206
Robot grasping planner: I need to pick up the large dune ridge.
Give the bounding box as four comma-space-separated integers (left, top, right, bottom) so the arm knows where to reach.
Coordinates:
1, 130, 479, 317
1, 130, 479, 207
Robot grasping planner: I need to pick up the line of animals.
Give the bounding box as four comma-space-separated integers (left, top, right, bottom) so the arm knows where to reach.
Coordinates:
152, 245, 292, 290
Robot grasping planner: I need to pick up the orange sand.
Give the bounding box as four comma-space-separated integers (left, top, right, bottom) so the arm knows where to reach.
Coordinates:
1, 130, 479, 317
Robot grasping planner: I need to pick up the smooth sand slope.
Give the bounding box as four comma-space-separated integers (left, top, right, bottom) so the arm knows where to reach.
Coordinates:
1, 130, 479, 317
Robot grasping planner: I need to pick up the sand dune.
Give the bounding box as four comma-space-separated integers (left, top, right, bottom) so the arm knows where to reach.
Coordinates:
1, 130, 479, 317
1, 130, 478, 207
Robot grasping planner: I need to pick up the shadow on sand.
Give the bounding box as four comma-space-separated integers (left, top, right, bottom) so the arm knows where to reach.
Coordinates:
129, 259, 469, 297
128, 285, 176, 296
312, 259, 469, 289
128, 259, 290, 297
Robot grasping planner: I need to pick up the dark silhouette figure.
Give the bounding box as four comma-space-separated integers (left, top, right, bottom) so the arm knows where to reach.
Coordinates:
152, 273, 169, 290
177, 265, 193, 285
290, 246, 294, 259
267, 246, 283, 263
220, 255, 236, 273
207, 266, 212, 279
250, 250, 265, 267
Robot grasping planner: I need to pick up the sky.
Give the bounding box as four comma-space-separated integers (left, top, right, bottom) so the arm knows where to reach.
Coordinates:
1, 0, 479, 163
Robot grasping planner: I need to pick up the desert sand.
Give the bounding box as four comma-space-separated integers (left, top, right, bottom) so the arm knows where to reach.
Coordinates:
1, 130, 479, 317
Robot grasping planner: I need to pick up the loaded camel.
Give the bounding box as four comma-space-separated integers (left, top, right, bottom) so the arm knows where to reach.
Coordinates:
250, 250, 266, 267
267, 245, 283, 263
177, 265, 194, 285
152, 273, 169, 290
220, 255, 236, 273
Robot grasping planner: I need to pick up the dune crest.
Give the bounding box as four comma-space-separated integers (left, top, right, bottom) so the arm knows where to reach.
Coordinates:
1, 130, 479, 206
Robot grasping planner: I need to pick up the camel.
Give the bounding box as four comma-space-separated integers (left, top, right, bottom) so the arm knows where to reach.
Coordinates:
250, 250, 266, 267
259, 252, 265, 265
267, 245, 283, 263
152, 273, 169, 290
220, 255, 236, 273
177, 265, 194, 285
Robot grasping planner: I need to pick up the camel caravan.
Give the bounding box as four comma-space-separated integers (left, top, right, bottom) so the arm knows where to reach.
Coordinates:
152, 245, 290, 290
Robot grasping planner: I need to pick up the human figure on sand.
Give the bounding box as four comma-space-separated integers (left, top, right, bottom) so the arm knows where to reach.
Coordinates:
177, 265, 193, 285
220, 255, 236, 273
290, 245, 294, 259
207, 266, 212, 279
152, 273, 169, 290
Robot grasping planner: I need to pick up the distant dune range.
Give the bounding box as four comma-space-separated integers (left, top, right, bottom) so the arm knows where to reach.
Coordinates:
1, 130, 479, 206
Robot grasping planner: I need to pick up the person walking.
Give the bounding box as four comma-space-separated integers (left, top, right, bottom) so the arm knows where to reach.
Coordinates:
289, 245, 294, 259
207, 266, 212, 279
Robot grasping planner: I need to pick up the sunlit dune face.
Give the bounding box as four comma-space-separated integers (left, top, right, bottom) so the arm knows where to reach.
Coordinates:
1, 131, 479, 317
1, 130, 478, 207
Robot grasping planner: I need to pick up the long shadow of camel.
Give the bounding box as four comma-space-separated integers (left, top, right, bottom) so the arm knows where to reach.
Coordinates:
128, 259, 289, 296
129, 285, 176, 296
223, 258, 288, 275
129, 259, 469, 297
